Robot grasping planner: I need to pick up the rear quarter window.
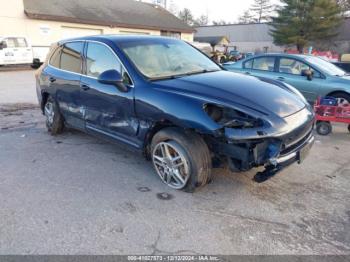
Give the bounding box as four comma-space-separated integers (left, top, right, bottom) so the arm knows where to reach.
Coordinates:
49, 47, 61, 68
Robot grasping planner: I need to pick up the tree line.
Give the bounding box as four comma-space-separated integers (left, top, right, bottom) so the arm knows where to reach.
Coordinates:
176, 0, 350, 53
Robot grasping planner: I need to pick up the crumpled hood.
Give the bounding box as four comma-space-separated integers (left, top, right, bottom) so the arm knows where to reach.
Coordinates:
153, 71, 306, 118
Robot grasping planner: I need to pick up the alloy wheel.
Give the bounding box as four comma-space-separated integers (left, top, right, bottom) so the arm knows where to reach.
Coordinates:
152, 141, 190, 189
44, 101, 55, 126
336, 97, 349, 106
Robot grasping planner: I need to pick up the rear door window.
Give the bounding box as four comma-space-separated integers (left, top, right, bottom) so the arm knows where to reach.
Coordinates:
252, 57, 275, 72
60, 42, 84, 74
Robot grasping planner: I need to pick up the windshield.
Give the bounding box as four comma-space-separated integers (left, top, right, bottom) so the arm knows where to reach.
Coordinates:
119, 39, 221, 80
305, 56, 346, 76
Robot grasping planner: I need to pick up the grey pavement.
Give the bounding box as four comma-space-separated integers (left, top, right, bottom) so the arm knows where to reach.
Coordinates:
0, 69, 37, 105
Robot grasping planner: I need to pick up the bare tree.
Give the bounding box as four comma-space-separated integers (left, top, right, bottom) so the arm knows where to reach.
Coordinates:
177, 8, 195, 26
251, 0, 274, 23
212, 20, 230, 25
194, 15, 209, 26
238, 10, 255, 24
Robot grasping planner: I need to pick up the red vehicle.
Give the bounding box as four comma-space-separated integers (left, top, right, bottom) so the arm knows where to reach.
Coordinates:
314, 97, 350, 135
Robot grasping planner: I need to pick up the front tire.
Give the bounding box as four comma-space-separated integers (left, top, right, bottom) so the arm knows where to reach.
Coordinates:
151, 128, 212, 192
44, 96, 64, 135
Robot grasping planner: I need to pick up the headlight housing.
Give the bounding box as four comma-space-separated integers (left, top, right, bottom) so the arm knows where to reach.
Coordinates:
204, 104, 263, 129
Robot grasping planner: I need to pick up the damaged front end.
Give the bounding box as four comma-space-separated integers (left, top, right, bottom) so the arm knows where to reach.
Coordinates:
204, 104, 315, 183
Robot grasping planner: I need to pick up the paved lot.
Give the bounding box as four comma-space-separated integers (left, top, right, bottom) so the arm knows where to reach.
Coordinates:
0, 69, 37, 105
0, 70, 350, 255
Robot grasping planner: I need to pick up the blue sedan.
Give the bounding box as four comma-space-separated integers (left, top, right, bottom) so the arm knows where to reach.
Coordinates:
223, 53, 350, 105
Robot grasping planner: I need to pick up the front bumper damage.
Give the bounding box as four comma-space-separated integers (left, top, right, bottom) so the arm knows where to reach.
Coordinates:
207, 108, 315, 183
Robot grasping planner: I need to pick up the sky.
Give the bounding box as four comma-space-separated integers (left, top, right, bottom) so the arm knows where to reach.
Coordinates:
142, 0, 281, 24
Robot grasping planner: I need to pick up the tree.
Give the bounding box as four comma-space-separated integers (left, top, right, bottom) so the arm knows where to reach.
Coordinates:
270, 0, 343, 53
250, 0, 274, 22
212, 20, 230, 25
194, 15, 209, 26
177, 8, 194, 26
336, 0, 350, 15
238, 10, 255, 24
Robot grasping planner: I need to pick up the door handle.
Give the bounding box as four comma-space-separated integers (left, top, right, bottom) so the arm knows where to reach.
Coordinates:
277, 77, 285, 81
80, 84, 90, 91
49, 77, 56, 83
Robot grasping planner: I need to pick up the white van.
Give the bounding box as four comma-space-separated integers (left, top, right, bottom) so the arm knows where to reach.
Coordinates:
0, 36, 49, 68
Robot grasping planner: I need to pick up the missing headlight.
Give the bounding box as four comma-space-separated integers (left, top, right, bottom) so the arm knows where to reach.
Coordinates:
204, 104, 262, 129
204, 104, 223, 122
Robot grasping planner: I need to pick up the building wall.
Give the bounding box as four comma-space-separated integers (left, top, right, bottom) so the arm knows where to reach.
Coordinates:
0, 0, 193, 47
228, 41, 284, 53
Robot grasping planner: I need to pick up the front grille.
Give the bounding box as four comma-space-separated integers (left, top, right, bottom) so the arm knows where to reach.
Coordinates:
279, 120, 314, 156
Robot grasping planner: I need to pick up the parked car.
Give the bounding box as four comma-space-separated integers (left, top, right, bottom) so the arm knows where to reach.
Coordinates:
229, 50, 242, 61
223, 53, 350, 105
333, 62, 350, 73
36, 36, 315, 192
0, 36, 48, 68
240, 52, 255, 60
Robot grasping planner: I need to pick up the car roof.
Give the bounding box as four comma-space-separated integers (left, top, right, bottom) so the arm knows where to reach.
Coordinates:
246, 53, 313, 60
58, 34, 180, 45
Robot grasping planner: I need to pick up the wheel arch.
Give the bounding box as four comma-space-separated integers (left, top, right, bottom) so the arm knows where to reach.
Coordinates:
41, 91, 50, 113
142, 118, 209, 160
326, 90, 350, 98
143, 120, 182, 159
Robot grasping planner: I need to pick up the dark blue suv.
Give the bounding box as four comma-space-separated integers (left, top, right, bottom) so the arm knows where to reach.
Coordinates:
36, 35, 315, 192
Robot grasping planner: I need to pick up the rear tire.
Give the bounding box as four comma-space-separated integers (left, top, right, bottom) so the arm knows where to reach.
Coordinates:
316, 121, 332, 136
348, 124, 350, 133
44, 96, 64, 135
151, 128, 212, 192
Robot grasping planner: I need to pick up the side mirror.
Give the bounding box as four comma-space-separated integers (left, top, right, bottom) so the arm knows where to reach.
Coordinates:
0, 41, 7, 50
98, 69, 128, 92
301, 69, 313, 81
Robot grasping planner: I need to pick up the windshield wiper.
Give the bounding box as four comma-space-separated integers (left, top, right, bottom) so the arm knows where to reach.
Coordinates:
149, 69, 220, 82
149, 74, 185, 81
185, 69, 220, 76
